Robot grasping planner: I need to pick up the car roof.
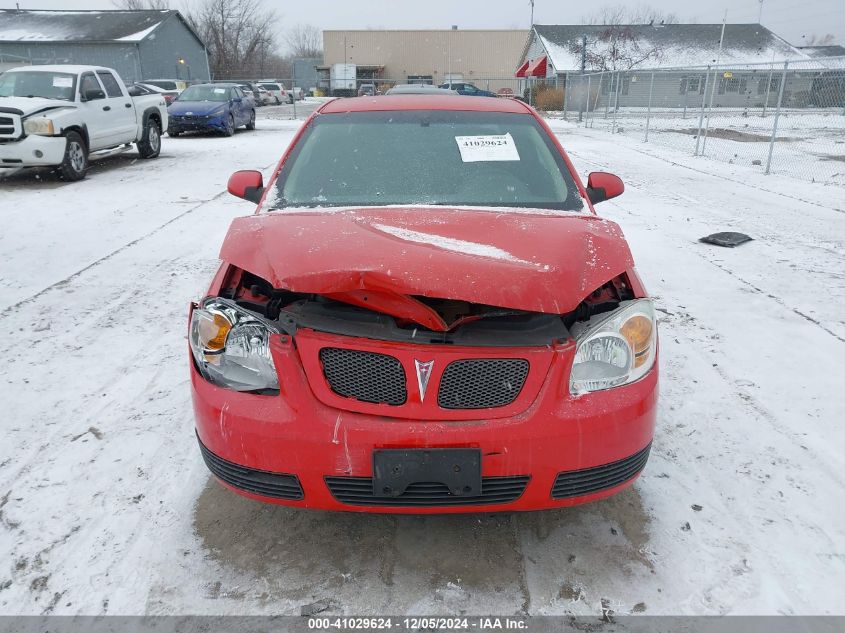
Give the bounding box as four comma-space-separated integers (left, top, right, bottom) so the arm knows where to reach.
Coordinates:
8, 64, 114, 74
320, 94, 530, 114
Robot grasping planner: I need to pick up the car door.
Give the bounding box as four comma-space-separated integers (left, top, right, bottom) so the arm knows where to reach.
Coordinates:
461, 84, 478, 96
97, 70, 136, 144
76, 72, 112, 150
232, 87, 247, 124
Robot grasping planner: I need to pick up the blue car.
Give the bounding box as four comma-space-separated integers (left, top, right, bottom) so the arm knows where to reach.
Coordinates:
167, 83, 255, 137
438, 82, 497, 97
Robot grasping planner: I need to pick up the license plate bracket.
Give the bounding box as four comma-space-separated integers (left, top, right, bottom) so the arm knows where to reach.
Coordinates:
372, 448, 481, 498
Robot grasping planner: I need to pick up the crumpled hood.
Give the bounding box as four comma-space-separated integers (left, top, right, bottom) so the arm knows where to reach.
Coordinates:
168, 101, 226, 116
0, 96, 75, 117
219, 207, 635, 315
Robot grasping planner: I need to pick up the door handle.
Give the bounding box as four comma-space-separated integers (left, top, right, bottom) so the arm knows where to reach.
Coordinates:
125, 103, 132, 108
103, 106, 111, 111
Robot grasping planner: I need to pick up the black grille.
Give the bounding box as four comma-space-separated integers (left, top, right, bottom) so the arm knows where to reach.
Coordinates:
438, 359, 529, 409
551, 443, 651, 499
320, 348, 407, 405
325, 476, 529, 507
198, 436, 304, 500
0, 115, 14, 136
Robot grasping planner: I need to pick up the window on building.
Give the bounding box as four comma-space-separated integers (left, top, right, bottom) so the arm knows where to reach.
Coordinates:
718, 75, 748, 95
680, 75, 705, 95
757, 75, 782, 95
601, 76, 630, 96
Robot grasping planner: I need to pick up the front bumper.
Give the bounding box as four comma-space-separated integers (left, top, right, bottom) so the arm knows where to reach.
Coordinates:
168, 114, 228, 133
192, 334, 658, 514
0, 134, 66, 167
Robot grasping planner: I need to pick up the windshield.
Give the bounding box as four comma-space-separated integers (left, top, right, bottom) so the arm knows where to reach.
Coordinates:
0, 71, 77, 101
270, 110, 584, 211
145, 80, 177, 90
177, 85, 230, 102
260, 83, 280, 90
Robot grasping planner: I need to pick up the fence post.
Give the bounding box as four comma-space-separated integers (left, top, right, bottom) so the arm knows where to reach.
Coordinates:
562, 73, 569, 120
611, 71, 621, 133
644, 71, 654, 142
765, 61, 789, 175
694, 66, 711, 156
291, 64, 297, 120
584, 75, 592, 127
605, 72, 612, 119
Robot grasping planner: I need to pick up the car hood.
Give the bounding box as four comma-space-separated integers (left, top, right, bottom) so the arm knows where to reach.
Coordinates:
0, 96, 75, 117
219, 207, 635, 320
168, 101, 227, 115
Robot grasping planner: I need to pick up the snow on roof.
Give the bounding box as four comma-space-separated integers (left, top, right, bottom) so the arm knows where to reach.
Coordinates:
532, 24, 812, 71
0, 9, 171, 43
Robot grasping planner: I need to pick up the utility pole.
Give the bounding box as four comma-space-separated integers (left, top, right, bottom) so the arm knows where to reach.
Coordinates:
758, 0, 764, 24
578, 33, 587, 123
530, 0, 534, 26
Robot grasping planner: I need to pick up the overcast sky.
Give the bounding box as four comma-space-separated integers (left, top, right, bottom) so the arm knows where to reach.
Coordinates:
12, 0, 845, 49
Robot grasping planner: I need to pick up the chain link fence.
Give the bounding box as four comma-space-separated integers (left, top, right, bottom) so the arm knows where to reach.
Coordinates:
549, 57, 845, 186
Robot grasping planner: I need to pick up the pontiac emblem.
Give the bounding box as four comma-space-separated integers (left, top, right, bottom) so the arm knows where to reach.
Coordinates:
415, 360, 434, 402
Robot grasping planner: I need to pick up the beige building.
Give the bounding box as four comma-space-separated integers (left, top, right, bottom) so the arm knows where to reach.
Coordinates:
320, 29, 529, 93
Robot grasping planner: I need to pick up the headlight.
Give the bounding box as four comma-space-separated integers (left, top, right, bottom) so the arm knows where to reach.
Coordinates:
189, 298, 279, 392
23, 117, 55, 136
210, 105, 226, 116
569, 298, 657, 395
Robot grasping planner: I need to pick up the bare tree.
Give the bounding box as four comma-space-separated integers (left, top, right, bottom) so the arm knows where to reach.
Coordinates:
112, 0, 171, 9
569, 26, 665, 71
803, 34, 836, 46
285, 24, 322, 58
185, 0, 279, 78
581, 4, 678, 26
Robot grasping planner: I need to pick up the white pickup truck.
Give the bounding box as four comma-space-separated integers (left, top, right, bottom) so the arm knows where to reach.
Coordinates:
0, 65, 168, 181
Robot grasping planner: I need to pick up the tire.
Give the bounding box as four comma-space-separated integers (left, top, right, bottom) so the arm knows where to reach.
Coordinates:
246, 109, 256, 130
223, 114, 235, 137
58, 131, 88, 181
137, 117, 161, 158
274, 96, 280, 105
288, 95, 294, 104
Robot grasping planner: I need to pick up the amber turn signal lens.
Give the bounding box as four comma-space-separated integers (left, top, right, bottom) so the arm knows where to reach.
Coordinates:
199, 312, 231, 352
620, 315, 653, 367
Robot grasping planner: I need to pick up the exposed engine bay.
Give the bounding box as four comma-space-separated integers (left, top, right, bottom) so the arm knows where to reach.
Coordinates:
215, 267, 636, 347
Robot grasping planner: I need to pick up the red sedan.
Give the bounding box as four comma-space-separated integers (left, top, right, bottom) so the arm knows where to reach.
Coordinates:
189, 95, 657, 513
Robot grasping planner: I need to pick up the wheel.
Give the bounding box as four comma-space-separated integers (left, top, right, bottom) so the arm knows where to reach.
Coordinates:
288, 95, 294, 104
246, 109, 256, 130
274, 96, 280, 105
137, 117, 161, 158
223, 114, 235, 137
58, 131, 88, 181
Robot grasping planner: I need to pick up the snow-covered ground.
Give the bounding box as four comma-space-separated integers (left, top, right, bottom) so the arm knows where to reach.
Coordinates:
0, 110, 843, 616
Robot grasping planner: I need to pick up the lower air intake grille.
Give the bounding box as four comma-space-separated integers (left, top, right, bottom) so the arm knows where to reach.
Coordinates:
551, 443, 651, 499
325, 476, 530, 507
438, 359, 529, 409
198, 436, 304, 500
320, 347, 407, 405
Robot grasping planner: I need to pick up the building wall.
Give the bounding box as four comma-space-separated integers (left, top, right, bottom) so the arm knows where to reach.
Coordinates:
0, 15, 208, 83
0, 42, 141, 82
137, 14, 209, 81
323, 30, 529, 91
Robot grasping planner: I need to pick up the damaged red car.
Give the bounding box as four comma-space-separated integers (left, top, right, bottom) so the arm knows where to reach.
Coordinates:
190, 95, 657, 513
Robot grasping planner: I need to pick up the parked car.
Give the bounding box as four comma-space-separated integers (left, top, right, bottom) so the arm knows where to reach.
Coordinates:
357, 83, 375, 97
142, 78, 188, 93
254, 86, 274, 106
235, 82, 261, 104
167, 83, 255, 137
258, 81, 288, 104
0, 64, 167, 180
290, 87, 304, 101
133, 82, 179, 105
438, 82, 497, 97
386, 84, 458, 95
190, 95, 657, 513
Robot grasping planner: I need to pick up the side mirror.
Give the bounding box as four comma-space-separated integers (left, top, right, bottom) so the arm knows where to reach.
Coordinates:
227, 170, 264, 203
586, 172, 624, 204
83, 88, 106, 101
